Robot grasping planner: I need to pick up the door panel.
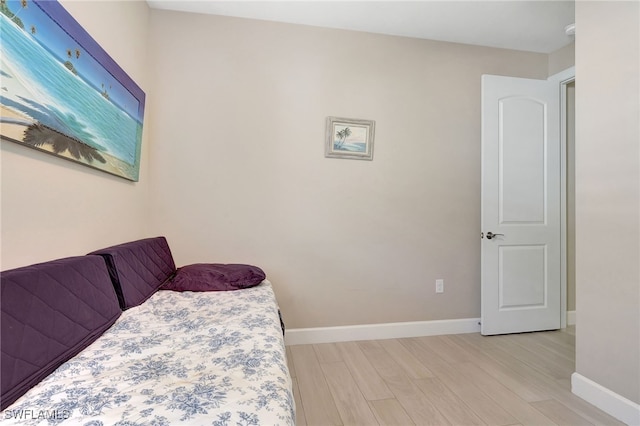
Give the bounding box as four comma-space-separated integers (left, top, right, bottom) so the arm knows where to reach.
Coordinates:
500, 98, 546, 224
499, 245, 546, 308
481, 74, 560, 335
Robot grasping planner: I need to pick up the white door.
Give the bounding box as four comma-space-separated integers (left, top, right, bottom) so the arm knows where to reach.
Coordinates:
481, 74, 561, 335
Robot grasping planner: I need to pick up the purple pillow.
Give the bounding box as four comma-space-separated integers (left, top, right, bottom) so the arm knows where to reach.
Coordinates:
162, 264, 266, 292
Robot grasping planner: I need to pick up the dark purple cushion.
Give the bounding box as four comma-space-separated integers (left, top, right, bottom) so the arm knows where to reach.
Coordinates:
1, 256, 121, 410
89, 237, 176, 310
162, 264, 266, 292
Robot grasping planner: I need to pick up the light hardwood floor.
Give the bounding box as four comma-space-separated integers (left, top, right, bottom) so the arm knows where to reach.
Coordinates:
286, 327, 625, 426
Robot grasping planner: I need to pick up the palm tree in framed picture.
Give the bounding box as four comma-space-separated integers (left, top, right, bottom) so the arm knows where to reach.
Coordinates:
336, 126, 351, 149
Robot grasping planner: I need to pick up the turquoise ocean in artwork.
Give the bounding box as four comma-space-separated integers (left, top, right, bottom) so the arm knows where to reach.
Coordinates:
334, 142, 366, 152
0, 12, 142, 172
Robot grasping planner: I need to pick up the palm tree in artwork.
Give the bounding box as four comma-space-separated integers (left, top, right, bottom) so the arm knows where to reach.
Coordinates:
64, 49, 78, 75
100, 83, 109, 99
9, 0, 27, 23
75, 48, 81, 59
13, 0, 26, 16
23, 123, 106, 164
336, 129, 345, 148
336, 127, 352, 148
30, 25, 36, 35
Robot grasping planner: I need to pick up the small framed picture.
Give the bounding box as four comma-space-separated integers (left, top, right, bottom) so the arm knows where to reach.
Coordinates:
325, 117, 375, 160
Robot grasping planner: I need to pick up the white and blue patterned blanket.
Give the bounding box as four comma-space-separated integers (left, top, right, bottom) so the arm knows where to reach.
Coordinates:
1, 282, 295, 425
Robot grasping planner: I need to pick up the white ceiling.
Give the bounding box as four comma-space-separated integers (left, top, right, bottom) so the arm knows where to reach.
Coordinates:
146, 0, 575, 54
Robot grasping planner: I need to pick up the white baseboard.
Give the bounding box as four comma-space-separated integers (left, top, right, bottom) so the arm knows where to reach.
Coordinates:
572, 372, 640, 425
284, 318, 481, 346
567, 310, 576, 326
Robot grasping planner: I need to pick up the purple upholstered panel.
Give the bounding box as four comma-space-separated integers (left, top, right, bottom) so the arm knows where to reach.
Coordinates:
89, 237, 176, 310
1, 256, 121, 410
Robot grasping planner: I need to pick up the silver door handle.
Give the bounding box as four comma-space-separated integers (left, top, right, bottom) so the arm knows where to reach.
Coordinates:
486, 232, 504, 240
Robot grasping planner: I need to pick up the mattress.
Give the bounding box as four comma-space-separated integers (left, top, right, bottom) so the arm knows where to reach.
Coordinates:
1, 282, 295, 425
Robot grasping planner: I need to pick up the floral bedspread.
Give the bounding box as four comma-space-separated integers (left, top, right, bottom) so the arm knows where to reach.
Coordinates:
1, 282, 295, 426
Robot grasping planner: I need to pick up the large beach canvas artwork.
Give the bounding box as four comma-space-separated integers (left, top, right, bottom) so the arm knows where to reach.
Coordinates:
0, 0, 145, 181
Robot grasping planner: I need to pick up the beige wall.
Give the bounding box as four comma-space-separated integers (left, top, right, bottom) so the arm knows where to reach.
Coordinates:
147, 10, 548, 328
548, 42, 575, 77
0, 1, 151, 270
575, 1, 640, 404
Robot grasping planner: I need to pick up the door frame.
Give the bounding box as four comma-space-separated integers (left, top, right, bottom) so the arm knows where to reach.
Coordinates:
549, 66, 575, 329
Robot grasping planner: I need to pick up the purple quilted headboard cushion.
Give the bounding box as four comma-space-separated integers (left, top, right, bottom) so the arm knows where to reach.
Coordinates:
1, 256, 121, 410
89, 236, 176, 310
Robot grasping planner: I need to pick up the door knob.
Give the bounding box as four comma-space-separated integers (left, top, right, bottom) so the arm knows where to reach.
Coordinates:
486, 232, 504, 240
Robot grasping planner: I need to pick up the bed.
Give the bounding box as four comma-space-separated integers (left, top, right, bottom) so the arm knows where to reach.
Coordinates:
1, 237, 295, 425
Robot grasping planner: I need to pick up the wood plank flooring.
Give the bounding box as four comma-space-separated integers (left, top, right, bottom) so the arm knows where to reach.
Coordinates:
288, 327, 624, 426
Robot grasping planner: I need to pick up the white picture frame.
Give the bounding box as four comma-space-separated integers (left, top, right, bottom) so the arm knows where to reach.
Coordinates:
325, 116, 375, 160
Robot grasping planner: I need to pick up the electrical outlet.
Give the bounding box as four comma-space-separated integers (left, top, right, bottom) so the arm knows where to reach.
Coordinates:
435, 279, 444, 293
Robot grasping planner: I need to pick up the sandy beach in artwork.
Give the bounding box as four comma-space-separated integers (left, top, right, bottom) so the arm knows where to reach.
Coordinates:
0, 105, 34, 140
1, 106, 134, 180
1, 58, 136, 180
